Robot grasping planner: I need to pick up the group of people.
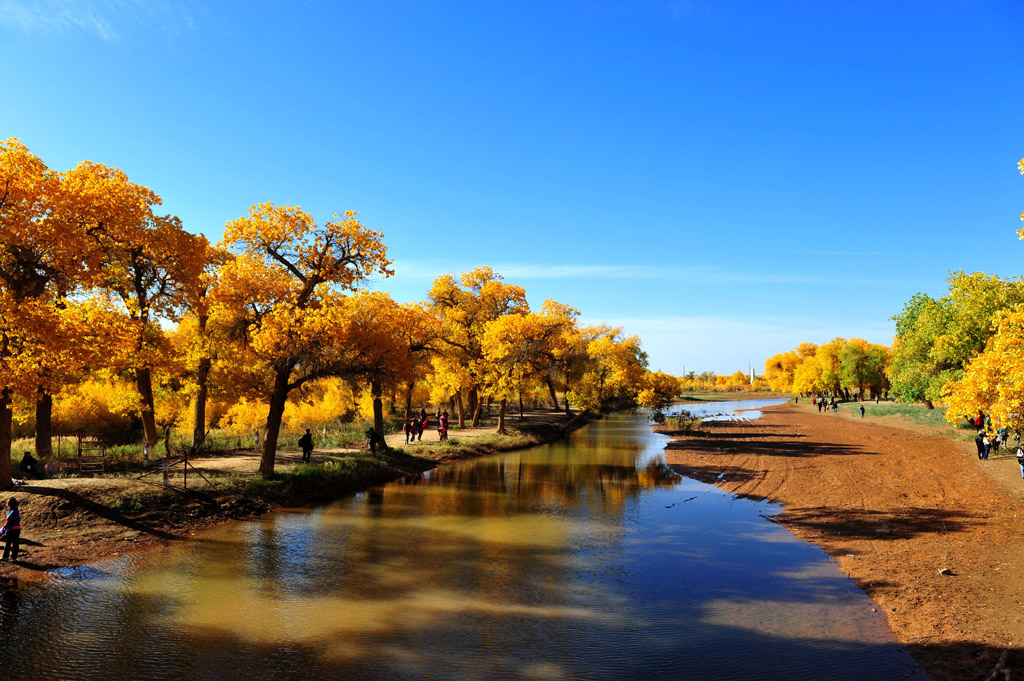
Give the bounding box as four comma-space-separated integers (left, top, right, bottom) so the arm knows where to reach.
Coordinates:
810, 396, 867, 419
969, 417, 1024, 479
974, 424, 1015, 460
302, 407, 455, 459
403, 409, 430, 444
812, 396, 839, 414
401, 410, 450, 444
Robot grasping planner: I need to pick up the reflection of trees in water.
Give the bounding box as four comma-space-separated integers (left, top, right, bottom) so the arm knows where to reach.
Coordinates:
384, 453, 680, 517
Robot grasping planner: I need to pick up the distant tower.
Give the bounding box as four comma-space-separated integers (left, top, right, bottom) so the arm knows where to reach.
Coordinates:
750, 366, 755, 384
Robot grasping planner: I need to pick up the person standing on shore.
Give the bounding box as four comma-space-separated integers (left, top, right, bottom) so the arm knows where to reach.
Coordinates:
298, 428, 314, 463
1, 498, 21, 562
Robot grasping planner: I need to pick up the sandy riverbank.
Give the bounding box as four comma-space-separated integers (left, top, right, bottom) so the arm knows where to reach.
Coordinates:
657, 401, 1024, 681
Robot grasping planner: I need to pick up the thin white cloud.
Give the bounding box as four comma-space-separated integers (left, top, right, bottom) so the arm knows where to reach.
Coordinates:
388, 259, 869, 286
0, 0, 195, 39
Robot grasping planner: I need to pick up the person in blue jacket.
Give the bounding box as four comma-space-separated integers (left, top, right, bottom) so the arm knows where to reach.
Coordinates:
1, 497, 21, 562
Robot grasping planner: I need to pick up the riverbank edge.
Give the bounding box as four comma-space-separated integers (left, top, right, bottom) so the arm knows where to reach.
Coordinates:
0, 409, 600, 581
652, 399, 1022, 681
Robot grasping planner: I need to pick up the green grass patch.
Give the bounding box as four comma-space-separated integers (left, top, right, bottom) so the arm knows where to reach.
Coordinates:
222, 453, 399, 503
110, 491, 149, 514
848, 401, 977, 440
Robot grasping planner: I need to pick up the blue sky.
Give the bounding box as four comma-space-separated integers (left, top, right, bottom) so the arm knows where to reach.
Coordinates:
2, 1, 1021, 374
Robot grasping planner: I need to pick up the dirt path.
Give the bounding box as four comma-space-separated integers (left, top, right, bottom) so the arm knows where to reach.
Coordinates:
659, 402, 1024, 681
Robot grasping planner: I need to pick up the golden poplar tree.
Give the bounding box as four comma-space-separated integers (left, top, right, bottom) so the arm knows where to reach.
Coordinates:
216, 203, 392, 477
0, 139, 109, 486
428, 267, 528, 427
56, 160, 208, 451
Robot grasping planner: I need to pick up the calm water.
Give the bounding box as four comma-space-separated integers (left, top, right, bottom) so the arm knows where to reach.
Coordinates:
668, 397, 792, 422
0, 407, 926, 681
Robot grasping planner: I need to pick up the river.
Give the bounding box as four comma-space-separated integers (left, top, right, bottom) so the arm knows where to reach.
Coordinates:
0, 404, 926, 680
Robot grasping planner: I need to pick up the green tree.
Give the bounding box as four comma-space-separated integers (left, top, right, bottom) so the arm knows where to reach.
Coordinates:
889, 272, 1024, 405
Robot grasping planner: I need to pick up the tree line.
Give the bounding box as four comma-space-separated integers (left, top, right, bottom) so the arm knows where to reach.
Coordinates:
0, 138, 690, 489
763, 338, 890, 400
765, 156, 1024, 426
889, 158, 1024, 428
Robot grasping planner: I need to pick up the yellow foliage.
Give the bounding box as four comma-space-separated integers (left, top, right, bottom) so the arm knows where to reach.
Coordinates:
429, 267, 530, 419
221, 398, 267, 437
764, 351, 800, 391
284, 379, 357, 431
944, 304, 1024, 429
51, 372, 138, 435
636, 371, 681, 408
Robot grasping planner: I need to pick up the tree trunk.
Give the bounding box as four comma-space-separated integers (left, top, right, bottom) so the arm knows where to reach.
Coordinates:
497, 397, 507, 435
192, 357, 211, 451
372, 380, 386, 452
0, 388, 12, 490
468, 388, 478, 427
404, 382, 414, 420
471, 388, 483, 427
456, 391, 465, 429
35, 387, 53, 459
518, 387, 524, 421
546, 377, 559, 411
135, 366, 159, 450
260, 365, 292, 478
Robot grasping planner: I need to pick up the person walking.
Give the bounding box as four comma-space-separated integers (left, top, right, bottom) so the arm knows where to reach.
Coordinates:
298, 428, 314, 463
859, 405, 865, 419
366, 426, 378, 454
1017, 444, 1024, 479
1, 498, 21, 562
438, 411, 449, 441
976, 431, 986, 459
983, 432, 992, 461
403, 420, 412, 444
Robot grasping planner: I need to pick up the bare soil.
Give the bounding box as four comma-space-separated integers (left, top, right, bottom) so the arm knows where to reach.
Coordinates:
657, 401, 1024, 681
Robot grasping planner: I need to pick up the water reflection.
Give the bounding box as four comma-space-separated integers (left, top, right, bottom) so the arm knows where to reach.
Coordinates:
669, 398, 789, 422
2, 411, 925, 680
